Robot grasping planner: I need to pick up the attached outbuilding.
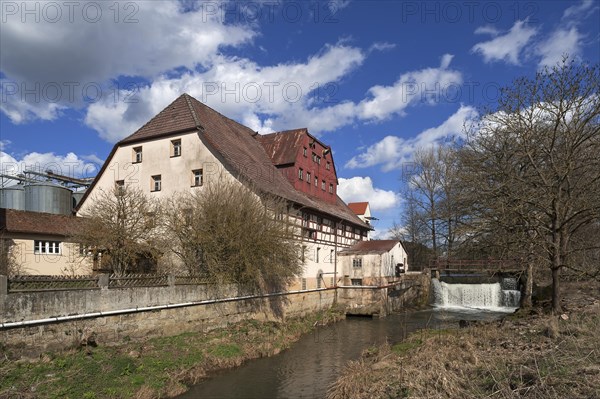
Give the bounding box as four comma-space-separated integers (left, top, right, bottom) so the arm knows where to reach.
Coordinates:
338, 240, 408, 286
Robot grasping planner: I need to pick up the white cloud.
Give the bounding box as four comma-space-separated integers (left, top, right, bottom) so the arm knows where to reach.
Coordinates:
0, 151, 100, 179
356, 54, 460, 121
337, 176, 399, 211
346, 105, 478, 171
0, 0, 256, 124
536, 28, 583, 69
474, 25, 500, 36
562, 0, 597, 24
85, 43, 366, 142
471, 20, 537, 65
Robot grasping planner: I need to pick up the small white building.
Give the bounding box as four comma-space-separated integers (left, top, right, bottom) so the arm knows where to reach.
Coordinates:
338, 240, 408, 286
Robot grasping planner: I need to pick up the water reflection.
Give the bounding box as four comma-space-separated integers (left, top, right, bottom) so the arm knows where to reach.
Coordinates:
178, 308, 508, 399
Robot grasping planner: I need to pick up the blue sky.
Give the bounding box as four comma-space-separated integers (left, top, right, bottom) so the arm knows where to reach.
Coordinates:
1, 0, 599, 237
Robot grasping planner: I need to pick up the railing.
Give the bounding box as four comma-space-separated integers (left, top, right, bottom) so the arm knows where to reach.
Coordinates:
5, 273, 209, 293
108, 273, 169, 288
429, 258, 521, 271
7, 275, 99, 292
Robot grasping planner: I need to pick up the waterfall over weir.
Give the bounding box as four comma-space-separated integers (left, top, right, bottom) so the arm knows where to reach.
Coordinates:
432, 278, 521, 312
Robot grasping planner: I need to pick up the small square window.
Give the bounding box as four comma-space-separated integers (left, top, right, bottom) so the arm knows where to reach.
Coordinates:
133, 147, 143, 163
351, 278, 363, 286
171, 139, 181, 157
115, 180, 125, 195
353, 258, 363, 268
192, 169, 203, 187
151, 175, 161, 192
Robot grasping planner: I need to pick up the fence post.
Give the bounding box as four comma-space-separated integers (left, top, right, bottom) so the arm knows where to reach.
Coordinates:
98, 274, 109, 290
0, 275, 7, 296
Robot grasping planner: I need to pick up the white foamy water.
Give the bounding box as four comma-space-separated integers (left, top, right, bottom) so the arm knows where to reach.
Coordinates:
432, 278, 520, 312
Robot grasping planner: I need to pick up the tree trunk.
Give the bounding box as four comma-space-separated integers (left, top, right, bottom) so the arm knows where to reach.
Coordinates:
551, 266, 561, 313
522, 261, 533, 308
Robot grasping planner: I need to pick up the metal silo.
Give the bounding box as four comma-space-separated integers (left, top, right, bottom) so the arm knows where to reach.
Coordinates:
25, 183, 73, 215
0, 184, 26, 210
72, 190, 86, 209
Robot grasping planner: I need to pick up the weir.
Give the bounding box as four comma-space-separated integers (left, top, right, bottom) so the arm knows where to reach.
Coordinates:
431, 277, 521, 311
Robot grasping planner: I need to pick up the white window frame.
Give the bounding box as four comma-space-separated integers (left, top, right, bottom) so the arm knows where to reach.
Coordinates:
192, 169, 203, 187
151, 175, 161, 192
133, 147, 142, 163
34, 240, 61, 255
171, 139, 182, 157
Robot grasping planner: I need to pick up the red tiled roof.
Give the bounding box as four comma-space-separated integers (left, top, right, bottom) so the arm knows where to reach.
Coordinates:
257, 129, 306, 166
78, 94, 369, 229
339, 240, 399, 255
347, 202, 369, 215
0, 208, 82, 237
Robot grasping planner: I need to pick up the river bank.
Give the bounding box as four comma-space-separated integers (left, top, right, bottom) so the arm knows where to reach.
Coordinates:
0, 307, 345, 398
327, 280, 600, 399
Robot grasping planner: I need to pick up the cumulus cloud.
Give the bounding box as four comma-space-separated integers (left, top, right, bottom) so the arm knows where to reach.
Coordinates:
337, 176, 399, 211
471, 20, 537, 65
0, 150, 101, 180
346, 105, 478, 171
85, 43, 366, 142
85, 47, 461, 142
0, 0, 255, 123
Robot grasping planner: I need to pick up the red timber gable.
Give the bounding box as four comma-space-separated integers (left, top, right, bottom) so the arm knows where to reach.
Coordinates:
258, 129, 338, 204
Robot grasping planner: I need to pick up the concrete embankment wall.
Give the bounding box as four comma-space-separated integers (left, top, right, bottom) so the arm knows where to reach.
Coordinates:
338, 273, 431, 316
0, 283, 335, 358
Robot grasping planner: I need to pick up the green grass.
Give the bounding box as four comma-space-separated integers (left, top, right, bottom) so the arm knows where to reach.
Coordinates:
0, 308, 344, 399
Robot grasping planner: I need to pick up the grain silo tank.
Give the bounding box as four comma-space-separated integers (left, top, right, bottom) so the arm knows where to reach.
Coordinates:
0, 184, 26, 210
25, 183, 73, 215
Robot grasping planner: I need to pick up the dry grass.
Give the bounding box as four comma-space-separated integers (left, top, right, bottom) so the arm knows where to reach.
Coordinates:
327, 281, 600, 399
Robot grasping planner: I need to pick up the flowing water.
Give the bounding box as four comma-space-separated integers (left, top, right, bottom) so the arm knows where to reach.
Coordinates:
177, 298, 516, 398
432, 277, 521, 312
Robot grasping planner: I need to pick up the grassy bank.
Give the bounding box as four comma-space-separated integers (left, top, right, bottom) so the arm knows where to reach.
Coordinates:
0, 307, 344, 399
327, 281, 600, 399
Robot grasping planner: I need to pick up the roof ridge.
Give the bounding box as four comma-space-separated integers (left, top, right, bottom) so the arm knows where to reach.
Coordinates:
182, 93, 203, 129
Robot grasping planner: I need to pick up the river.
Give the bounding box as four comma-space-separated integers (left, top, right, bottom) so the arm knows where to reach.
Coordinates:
177, 307, 512, 399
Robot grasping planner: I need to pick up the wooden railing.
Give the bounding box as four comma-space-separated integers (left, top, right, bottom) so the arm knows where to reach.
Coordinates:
429, 258, 521, 271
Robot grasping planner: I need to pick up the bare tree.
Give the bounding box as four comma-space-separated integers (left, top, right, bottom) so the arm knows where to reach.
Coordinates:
459, 58, 600, 312
404, 146, 463, 259
164, 179, 302, 295
0, 236, 26, 276
74, 185, 163, 276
